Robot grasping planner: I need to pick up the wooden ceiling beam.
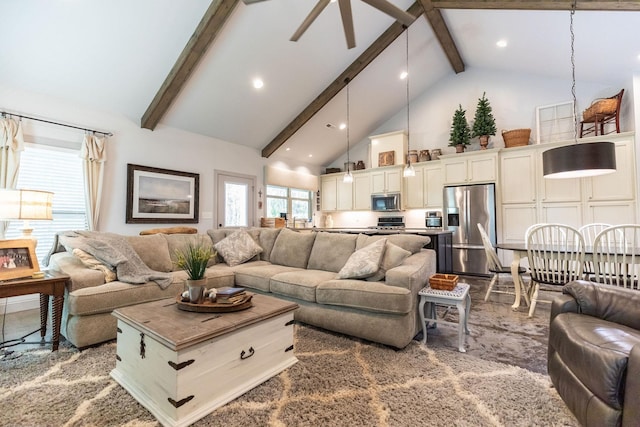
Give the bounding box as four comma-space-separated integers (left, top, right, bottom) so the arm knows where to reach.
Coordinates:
262, 2, 426, 158
141, 0, 240, 131
417, 0, 464, 73
429, 1, 640, 11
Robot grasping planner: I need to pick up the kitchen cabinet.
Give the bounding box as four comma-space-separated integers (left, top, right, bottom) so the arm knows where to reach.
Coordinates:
371, 165, 402, 194
441, 151, 497, 185
352, 171, 371, 210
404, 162, 443, 209
583, 138, 635, 202
500, 149, 536, 204
319, 174, 353, 211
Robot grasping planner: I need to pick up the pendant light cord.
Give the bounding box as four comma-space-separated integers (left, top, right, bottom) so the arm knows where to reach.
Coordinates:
570, 1, 577, 143
405, 27, 410, 160
346, 77, 350, 166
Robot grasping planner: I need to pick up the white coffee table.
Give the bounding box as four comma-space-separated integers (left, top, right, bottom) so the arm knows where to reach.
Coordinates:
111, 293, 298, 427
418, 283, 471, 352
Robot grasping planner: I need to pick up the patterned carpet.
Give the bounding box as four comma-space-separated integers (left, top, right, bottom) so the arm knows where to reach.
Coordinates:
0, 324, 577, 427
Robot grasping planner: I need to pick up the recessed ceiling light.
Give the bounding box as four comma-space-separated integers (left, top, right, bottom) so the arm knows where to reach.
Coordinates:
400, 71, 408, 80
308, 154, 313, 158
339, 123, 347, 130
496, 39, 507, 48
286, 147, 291, 151
252, 78, 264, 89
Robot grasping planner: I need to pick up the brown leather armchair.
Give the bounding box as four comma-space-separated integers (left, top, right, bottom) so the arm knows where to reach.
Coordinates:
548, 280, 640, 426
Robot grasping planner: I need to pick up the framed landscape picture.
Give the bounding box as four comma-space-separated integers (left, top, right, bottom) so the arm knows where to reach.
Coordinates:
126, 164, 199, 224
0, 239, 40, 281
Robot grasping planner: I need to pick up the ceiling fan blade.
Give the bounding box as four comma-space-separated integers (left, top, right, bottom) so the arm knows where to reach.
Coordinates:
338, 0, 356, 49
360, 0, 415, 27
290, 0, 331, 42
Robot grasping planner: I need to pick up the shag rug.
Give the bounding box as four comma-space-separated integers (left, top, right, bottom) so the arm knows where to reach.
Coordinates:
0, 324, 577, 427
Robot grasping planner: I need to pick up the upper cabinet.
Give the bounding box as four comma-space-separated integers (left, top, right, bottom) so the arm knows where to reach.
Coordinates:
404, 162, 443, 209
441, 151, 497, 185
371, 165, 402, 194
352, 171, 371, 210
319, 173, 353, 211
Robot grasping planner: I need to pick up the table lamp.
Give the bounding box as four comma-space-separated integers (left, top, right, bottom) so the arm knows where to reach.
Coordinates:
0, 188, 54, 247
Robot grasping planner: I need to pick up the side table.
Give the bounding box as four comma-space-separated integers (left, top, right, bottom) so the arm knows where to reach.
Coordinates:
418, 283, 471, 353
0, 271, 69, 351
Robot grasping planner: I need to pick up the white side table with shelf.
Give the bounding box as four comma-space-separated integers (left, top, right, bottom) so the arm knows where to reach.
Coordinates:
418, 283, 471, 353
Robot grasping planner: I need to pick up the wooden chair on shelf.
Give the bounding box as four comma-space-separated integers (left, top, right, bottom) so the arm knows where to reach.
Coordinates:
592, 224, 640, 290
478, 223, 528, 304
526, 223, 585, 317
579, 89, 624, 138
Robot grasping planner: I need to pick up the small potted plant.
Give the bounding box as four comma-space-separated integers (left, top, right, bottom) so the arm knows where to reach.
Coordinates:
448, 104, 471, 153
471, 92, 497, 150
175, 237, 215, 303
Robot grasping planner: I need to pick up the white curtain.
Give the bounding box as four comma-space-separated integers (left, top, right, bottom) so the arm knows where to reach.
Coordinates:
80, 134, 107, 231
0, 118, 25, 238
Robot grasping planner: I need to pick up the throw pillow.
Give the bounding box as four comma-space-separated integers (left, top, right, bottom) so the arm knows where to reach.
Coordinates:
126, 234, 173, 272
337, 238, 387, 279
72, 248, 117, 282
214, 230, 263, 267
269, 228, 317, 269
366, 242, 411, 282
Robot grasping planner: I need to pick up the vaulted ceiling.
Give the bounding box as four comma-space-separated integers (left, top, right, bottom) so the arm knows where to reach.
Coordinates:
3, 1, 640, 167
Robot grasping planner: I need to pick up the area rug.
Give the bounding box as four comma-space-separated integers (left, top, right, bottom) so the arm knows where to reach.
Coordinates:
0, 324, 577, 427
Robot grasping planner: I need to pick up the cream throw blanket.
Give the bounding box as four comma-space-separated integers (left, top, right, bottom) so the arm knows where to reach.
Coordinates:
55, 230, 173, 289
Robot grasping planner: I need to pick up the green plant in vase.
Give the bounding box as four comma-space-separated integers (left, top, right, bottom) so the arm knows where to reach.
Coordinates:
471, 92, 497, 150
175, 237, 215, 303
448, 104, 471, 153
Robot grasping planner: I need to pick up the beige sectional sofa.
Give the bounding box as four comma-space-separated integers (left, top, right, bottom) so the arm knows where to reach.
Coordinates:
46, 227, 436, 349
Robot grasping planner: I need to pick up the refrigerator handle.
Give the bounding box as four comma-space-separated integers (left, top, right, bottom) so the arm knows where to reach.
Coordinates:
465, 188, 470, 239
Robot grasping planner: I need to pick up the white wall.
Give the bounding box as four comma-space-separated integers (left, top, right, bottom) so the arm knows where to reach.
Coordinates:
0, 85, 321, 236
330, 67, 627, 168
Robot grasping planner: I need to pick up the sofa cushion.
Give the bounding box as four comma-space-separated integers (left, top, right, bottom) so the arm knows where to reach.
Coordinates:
163, 234, 217, 269
366, 242, 411, 282
316, 280, 412, 314
66, 278, 185, 316
233, 264, 301, 292
269, 228, 317, 268
214, 230, 263, 267
270, 270, 337, 303
307, 232, 357, 273
337, 238, 386, 279
124, 234, 173, 272
356, 234, 430, 254
258, 228, 282, 261
72, 248, 116, 282
550, 312, 640, 408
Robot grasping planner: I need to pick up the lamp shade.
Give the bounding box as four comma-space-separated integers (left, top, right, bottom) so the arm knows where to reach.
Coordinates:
0, 189, 54, 220
542, 142, 616, 179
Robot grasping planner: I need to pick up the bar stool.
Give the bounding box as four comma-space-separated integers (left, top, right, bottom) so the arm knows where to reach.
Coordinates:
418, 283, 471, 352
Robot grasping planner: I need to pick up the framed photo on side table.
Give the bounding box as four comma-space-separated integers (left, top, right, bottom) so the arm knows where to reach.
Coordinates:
126, 164, 199, 224
0, 239, 40, 281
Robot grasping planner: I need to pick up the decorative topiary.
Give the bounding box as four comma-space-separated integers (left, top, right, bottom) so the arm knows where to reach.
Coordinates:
471, 92, 497, 138
448, 104, 471, 148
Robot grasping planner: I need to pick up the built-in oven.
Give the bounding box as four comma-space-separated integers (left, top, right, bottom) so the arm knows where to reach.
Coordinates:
371, 193, 401, 212
425, 211, 443, 228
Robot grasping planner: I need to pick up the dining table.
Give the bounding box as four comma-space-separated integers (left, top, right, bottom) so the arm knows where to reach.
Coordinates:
495, 242, 597, 310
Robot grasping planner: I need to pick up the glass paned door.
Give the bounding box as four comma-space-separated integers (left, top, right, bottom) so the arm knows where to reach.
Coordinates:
216, 172, 255, 228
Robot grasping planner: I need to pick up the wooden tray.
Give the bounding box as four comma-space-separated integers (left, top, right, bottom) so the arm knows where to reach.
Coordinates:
175, 294, 253, 313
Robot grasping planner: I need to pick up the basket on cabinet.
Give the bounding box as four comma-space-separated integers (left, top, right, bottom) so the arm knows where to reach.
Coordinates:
502, 129, 531, 148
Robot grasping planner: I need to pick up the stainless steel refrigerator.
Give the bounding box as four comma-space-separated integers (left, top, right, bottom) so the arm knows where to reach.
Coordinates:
444, 183, 496, 276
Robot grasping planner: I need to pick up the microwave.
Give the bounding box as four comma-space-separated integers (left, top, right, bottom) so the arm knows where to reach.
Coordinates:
371, 193, 401, 212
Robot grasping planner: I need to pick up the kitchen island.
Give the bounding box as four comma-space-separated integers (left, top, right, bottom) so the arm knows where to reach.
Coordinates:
308, 227, 452, 273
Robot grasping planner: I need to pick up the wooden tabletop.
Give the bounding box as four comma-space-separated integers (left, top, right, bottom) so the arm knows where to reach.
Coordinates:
113, 293, 298, 351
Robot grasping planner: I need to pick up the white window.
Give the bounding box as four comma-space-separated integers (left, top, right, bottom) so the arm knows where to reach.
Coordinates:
5, 144, 88, 264
266, 185, 312, 220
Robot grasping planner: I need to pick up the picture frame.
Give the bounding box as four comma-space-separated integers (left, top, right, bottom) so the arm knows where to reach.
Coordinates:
378, 150, 395, 167
0, 239, 40, 281
126, 164, 199, 224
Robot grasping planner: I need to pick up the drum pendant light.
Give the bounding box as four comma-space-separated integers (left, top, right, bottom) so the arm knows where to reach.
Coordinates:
542, 2, 616, 179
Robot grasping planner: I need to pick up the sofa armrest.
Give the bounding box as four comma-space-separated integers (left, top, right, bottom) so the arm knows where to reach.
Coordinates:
385, 249, 436, 294
550, 293, 579, 324
48, 252, 105, 292
563, 280, 640, 330
623, 345, 640, 427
